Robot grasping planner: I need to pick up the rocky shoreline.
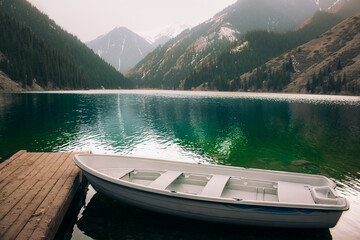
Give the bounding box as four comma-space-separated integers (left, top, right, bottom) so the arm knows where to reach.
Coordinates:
0, 70, 44, 91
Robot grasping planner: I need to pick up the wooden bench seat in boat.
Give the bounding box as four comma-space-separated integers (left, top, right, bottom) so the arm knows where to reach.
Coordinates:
148, 171, 183, 189
97, 168, 134, 179
277, 181, 315, 204
200, 175, 230, 197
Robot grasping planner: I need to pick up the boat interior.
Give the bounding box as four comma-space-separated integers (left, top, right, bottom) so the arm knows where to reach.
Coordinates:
97, 168, 341, 206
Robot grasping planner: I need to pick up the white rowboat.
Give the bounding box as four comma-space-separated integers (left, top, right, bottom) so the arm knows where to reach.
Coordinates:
73, 154, 349, 228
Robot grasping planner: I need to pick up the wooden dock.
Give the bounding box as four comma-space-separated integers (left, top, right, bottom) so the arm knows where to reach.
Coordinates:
0, 150, 89, 240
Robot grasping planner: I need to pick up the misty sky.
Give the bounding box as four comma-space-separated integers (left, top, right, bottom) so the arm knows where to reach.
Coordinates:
27, 0, 237, 42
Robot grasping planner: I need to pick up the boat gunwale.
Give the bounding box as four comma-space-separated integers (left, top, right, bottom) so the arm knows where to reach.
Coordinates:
73, 154, 350, 211
82, 167, 348, 213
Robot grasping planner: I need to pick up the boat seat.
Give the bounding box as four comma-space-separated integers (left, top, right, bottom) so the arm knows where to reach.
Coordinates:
148, 171, 183, 190
278, 181, 315, 204
200, 175, 230, 198
97, 168, 134, 179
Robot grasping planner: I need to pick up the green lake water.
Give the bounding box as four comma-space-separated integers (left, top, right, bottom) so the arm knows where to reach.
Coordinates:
0, 90, 359, 239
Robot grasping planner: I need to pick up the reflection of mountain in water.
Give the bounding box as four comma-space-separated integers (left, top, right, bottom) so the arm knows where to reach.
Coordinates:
1, 93, 358, 181
77, 192, 332, 240
1, 93, 358, 239
55, 94, 359, 179
289, 103, 360, 177
121, 96, 359, 179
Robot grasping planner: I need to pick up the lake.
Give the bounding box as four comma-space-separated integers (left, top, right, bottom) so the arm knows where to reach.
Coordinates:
0, 90, 359, 239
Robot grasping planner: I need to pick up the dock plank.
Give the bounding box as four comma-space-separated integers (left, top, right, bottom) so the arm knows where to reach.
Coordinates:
0, 151, 89, 240
0, 153, 53, 204
1, 178, 55, 239
17, 153, 78, 239
27, 165, 81, 239
0, 152, 70, 239
0, 150, 27, 171
0, 153, 59, 218
0, 152, 61, 238
0, 152, 37, 185
0, 152, 46, 189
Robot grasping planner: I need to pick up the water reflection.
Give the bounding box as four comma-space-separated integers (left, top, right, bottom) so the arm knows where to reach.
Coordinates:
1, 92, 359, 178
1, 93, 359, 177
0, 91, 359, 239
331, 178, 360, 239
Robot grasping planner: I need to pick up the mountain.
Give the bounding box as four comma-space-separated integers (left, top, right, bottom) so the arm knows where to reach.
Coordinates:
295, 0, 360, 30
328, 0, 360, 17
240, 10, 360, 95
86, 24, 191, 74
0, 0, 133, 90
179, 0, 360, 94
0, 12, 90, 90
216, 0, 336, 32
86, 27, 155, 74
183, 9, 347, 91
141, 24, 192, 47
126, 0, 337, 89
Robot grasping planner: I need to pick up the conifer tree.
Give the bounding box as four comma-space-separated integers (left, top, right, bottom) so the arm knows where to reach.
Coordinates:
337, 59, 342, 70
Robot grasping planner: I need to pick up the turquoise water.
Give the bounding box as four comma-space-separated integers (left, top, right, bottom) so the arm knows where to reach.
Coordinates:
0, 91, 359, 239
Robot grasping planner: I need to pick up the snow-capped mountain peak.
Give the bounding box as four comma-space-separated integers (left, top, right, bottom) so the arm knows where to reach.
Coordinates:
157, 24, 192, 39
139, 23, 192, 46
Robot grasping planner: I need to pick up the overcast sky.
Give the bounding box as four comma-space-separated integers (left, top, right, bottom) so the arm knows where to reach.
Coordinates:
27, 0, 237, 42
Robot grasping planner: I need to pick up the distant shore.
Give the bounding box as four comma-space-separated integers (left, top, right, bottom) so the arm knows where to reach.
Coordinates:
1, 71, 359, 103
2, 88, 359, 105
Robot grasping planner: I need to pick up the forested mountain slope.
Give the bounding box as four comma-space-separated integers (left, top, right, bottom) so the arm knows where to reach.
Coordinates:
0, 12, 89, 89
126, 0, 336, 89
0, 0, 133, 90
248, 10, 360, 95
183, 11, 343, 91
183, 0, 360, 95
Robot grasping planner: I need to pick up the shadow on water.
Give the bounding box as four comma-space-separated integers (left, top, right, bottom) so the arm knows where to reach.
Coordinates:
76, 192, 332, 240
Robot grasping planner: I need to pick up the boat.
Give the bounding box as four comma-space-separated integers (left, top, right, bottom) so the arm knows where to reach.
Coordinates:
73, 154, 349, 228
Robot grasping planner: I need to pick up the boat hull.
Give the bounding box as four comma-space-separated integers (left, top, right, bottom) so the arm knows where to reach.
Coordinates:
83, 170, 343, 228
